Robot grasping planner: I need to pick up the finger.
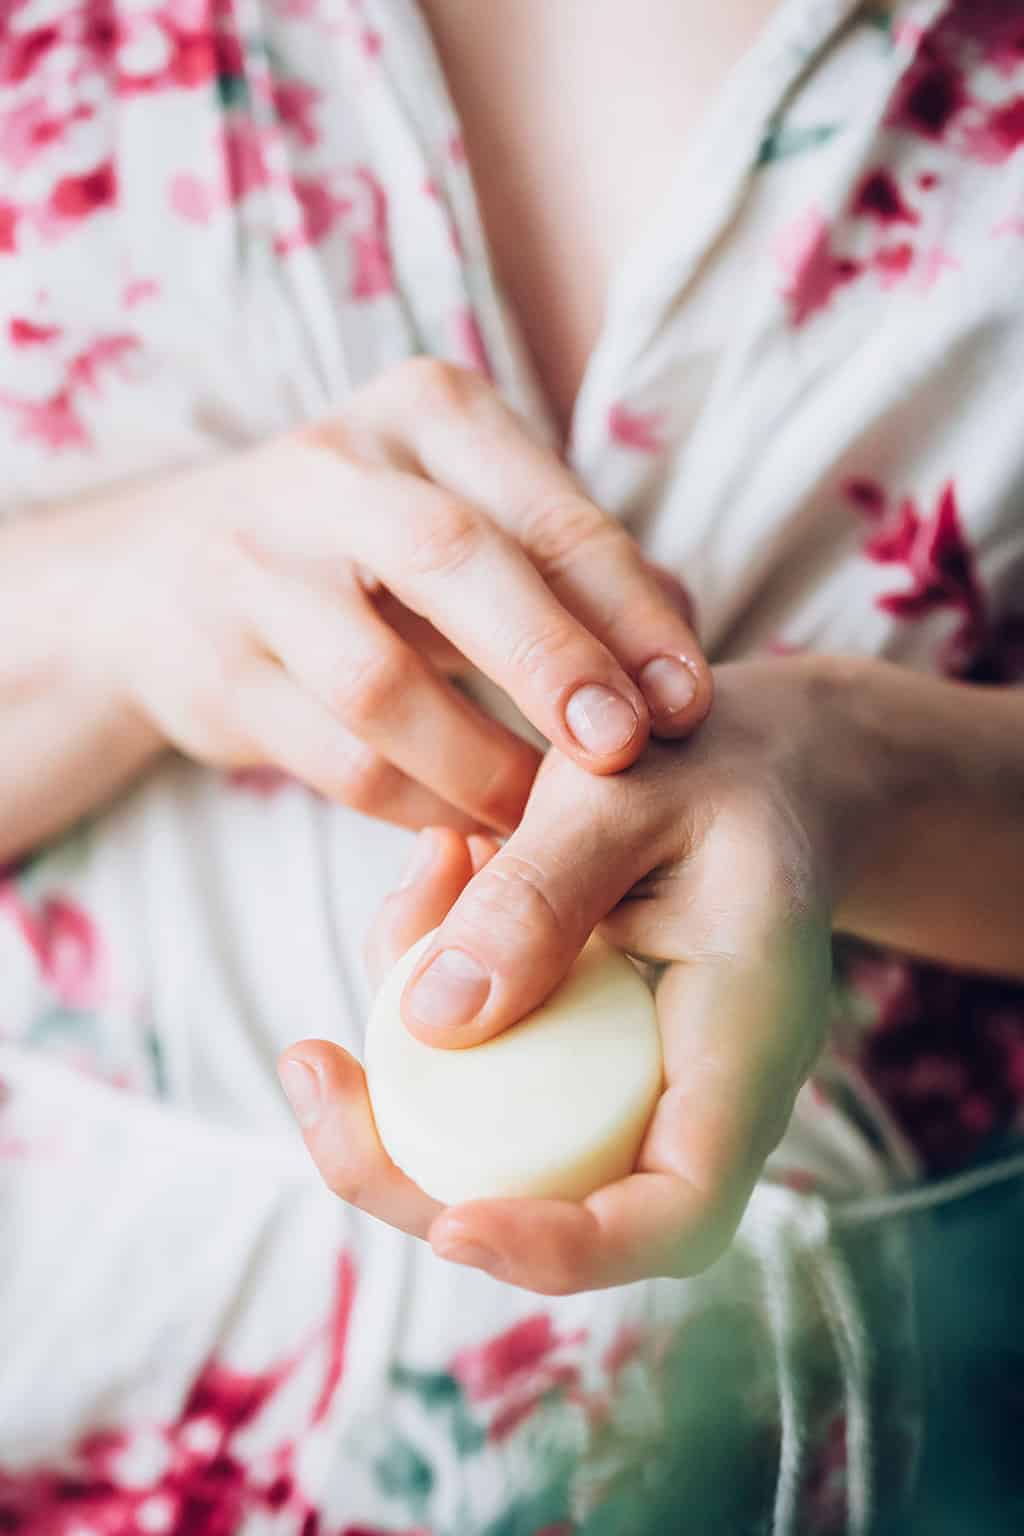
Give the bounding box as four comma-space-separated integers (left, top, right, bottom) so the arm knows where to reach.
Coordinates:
428, 1170, 730, 1293
277, 1041, 442, 1238
466, 833, 501, 874
641, 926, 831, 1223
365, 827, 475, 990
231, 664, 478, 833
295, 435, 652, 775
398, 756, 663, 1045
427, 931, 828, 1291
245, 562, 541, 833
371, 590, 472, 677
373, 363, 712, 736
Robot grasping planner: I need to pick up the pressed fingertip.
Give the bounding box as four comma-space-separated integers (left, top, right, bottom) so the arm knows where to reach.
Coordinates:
643, 656, 713, 735
564, 684, 640, 759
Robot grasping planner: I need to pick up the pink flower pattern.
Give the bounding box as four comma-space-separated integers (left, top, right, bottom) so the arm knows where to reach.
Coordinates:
0, 883, 112, 1011
0, 3, 1018, 1530
0, 1253, 356, 1536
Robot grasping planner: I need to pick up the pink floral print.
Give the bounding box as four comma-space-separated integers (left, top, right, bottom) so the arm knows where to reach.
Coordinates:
0, 883, 111, 1011
0, 1254, 356, 1536
0, 1, 1019, 1531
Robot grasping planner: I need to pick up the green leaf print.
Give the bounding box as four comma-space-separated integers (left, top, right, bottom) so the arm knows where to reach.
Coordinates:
390, 1363, 461, 1407
28, 1007, 96, 1045
144, 1026, 169, 1098
757, 119, 842, 166
389, 1364, 488, 1457
217, 72, 250, 113
373, 1434, 435, 1503
478, 1468, 574, 1536
451, 1395, 488, 1457
862, 4, 894, 36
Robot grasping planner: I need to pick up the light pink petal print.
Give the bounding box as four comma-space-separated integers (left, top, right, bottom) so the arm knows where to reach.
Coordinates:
870, 240, 915, 289
451, 1314, 585, 1401
67, 333, 141, 393
38, 896, 113, 1009
9, 317, 61, 346
0, 387, 89, 451
608, 401, 665, 453
123, 276, 160, 307
272, 79, 320, 146
773, 207, 861, 327
170, 172, 219, 225
0, 98, 93, 172
0, 202, 18, 251
48, 159, 117, 222
864, 498, 920, 563
222, 119, 273, 204
0, 887, 111, 1008
309, 1254, 356, 1425
349, 170, 394, 299
962, 95, 1024, 164
915, 243, 959, 290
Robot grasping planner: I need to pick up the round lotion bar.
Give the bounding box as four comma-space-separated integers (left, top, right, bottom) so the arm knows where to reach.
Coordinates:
365, 931, 662, 1205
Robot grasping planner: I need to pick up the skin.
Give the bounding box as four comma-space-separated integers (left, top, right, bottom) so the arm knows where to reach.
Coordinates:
419, 0, 784, 435
281, 657, 1024, 1294
0, 359, 710, 862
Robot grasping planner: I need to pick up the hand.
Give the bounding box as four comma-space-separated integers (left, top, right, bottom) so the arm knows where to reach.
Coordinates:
77, 359, 710, 832
280, 658, 868, 1292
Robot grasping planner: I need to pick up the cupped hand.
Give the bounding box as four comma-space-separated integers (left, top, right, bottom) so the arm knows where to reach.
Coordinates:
80, 359, 709, 833
280, 658, 864, 1292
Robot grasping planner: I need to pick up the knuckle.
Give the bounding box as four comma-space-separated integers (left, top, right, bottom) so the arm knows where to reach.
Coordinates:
332, 744, 399, 814
331, 644, 412, 728
405, 497, 483, 580
398, 356, 482, 417
461, 853, 574, 954
522, 496, 633, 581
506, 615, 585, 688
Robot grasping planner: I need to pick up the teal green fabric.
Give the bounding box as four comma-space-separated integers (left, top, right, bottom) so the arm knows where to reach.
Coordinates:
894, 1178, 1024, 1534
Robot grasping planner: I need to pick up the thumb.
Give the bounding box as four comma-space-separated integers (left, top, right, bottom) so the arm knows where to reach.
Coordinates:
399, 759, 654, 1046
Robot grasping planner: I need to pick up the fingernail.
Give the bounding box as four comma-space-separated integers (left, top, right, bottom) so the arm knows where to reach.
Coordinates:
398, 828, 437, 890
435, 1237, 502, 1274
406, 949, 490, 1032
638, 655, 698, 717
278, 1058, 322, 1128
565, 684, 639, 757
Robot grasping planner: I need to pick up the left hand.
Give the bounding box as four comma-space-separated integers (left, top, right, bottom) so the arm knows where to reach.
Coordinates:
280, 658, 871, 1292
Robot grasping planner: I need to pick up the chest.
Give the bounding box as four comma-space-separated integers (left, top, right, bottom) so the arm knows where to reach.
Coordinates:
418, 0, 778, 436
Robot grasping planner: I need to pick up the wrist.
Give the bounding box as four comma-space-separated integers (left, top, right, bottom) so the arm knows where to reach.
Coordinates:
33, 493, 166, 759
799, 654, 949, 928
807, 654, 1024, 966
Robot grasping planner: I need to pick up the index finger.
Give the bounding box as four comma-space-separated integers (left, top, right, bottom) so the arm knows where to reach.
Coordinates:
392, 366, 713, 736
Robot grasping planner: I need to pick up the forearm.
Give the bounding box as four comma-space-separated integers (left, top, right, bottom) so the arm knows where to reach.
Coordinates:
825, 656, 1024, 978
0, 509, 163, 863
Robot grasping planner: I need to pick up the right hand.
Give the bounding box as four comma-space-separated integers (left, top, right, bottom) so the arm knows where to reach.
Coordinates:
79, 359, 710, 832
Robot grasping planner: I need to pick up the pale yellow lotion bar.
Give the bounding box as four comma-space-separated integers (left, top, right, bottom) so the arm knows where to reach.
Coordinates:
365, 931, 663, 1206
